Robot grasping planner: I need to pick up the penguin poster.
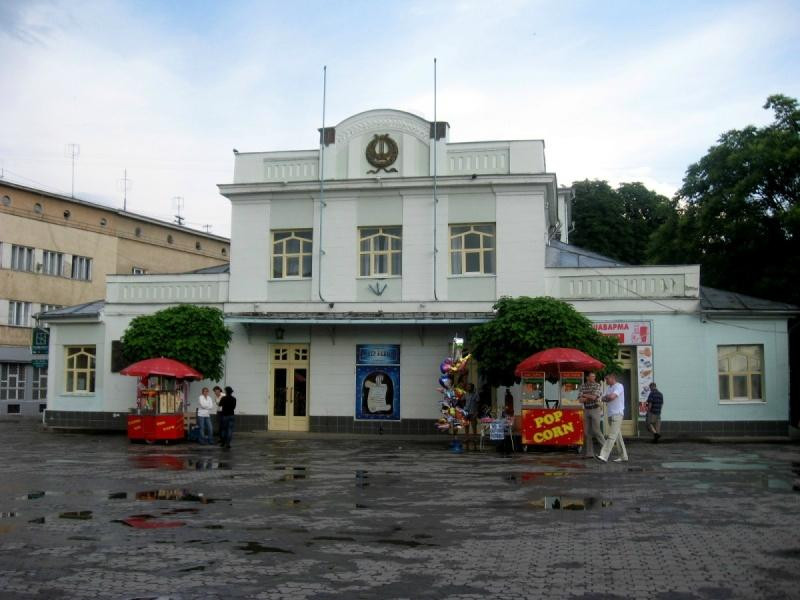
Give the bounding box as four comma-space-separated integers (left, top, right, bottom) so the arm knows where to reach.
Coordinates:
355, 345, 400, 421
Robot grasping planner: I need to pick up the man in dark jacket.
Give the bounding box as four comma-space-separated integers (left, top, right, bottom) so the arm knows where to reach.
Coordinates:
219, 386, 237, 449
646, 383, 664, 443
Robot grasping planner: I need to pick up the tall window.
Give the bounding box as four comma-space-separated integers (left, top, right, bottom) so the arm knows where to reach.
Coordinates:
8, 301, 32, 327
32, 366, 48, 402
42, 250, 64, 276
0, 363, 26, 401
71, 255, 92, 281
11, 245, 34, 271
272, 230, 312, 279
718, 345, 764, 402
358, 227, 402, 277
450, 224, 495, 275
65, 346, 96, 393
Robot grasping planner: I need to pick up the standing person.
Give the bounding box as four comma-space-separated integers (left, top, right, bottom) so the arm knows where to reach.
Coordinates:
579, 372, 605, 458
196, 387, 215, 444
219, 386, 237, 449
596, 373, 628, 463
646, 382, 664, 443
463, 383, 479, 435
212, 386, 223, 443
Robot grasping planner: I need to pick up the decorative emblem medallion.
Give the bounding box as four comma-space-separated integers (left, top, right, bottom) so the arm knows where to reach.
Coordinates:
366, 134, 399, 174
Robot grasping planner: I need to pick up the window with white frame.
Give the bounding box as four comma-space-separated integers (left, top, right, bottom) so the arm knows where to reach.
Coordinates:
718, 345, 764, 402
11, 245, 34, 272
71, 255, 92, 281
8, 301, 32, 327
32, 366, 47, 402
358, 227, 402, 277
0, 363, 26, 401
64, 346, 96, 393
272, 230, 312, 279
449, 223, 495, 275
42, 250, 64, 276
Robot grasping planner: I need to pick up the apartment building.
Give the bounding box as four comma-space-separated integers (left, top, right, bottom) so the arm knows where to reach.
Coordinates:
0, 180, 229, 416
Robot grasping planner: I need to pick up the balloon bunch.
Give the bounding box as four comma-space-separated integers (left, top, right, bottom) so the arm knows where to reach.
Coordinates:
435, 336, 472, 432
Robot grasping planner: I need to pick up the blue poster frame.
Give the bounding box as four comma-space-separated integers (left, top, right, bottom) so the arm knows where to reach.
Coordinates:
355, 344, 400, 421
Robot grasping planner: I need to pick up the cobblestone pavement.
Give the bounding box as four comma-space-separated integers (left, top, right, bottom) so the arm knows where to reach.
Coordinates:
0, 421, 798, 600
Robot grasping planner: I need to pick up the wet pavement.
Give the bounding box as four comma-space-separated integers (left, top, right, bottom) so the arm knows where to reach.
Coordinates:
0, 421, 798, 600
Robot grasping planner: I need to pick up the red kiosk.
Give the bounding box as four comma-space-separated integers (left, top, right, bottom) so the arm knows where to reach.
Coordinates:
514, 348, 604, 448
121, 357, 203, 443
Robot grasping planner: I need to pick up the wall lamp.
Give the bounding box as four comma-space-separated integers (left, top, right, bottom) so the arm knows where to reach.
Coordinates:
275, 327, 285, 340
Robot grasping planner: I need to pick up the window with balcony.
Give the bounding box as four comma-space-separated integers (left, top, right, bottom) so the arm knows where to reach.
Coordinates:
449, 224, 495, 275
272, 230, 312, 279
64, 346, 96, 393
42, 250, 64, 276
8, 301, 32, 327
71, 255, 92, 281
358, 227, 401, 277
11, 245, 34, 272
718, 345, 764, 402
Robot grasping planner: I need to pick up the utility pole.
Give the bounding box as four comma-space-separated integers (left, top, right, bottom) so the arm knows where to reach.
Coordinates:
65, 143, 80, 197
118, 169, 132, 211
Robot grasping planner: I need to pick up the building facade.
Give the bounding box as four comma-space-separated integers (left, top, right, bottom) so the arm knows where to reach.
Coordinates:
1, 181, 230, 416
41, 109, 796, 436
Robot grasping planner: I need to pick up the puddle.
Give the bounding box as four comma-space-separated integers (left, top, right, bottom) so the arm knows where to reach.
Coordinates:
505, 471, 570, 484
120, 515, 185, 529
375, 539, 435, 548
27, 491, 45, 500
312, 536, 356, 542
179, 565, 206, 572
188, 459, 231, 470
662, 459, 768, 471
68, 536, 98, 541
131, 455, 187, 470
59, 511, 93, 520
109, 492, 128, 500
239, 541, 293, 554
161, 508, 200, 515
28, 517, 46, 524
529, 497, 612, 510
136, 490, 214, 503
276, 466, 307, 481
204, 524, 224, 530
355, 503, 369, 509
0, 512, 18, 518
355, 470, 369, 488
267, 498, 304, 508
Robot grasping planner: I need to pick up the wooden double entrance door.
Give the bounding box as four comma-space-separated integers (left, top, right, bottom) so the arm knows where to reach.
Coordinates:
268, 344, 309, 432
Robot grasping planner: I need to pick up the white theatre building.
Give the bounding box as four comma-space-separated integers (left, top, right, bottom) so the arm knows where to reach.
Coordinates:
42, 109, 796, 437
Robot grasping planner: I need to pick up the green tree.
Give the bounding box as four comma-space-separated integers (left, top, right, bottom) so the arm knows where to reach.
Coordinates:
650, 94, 800, 304
468, 296, 618, 387
571, 180, 673, 264
121, 305, 232, 381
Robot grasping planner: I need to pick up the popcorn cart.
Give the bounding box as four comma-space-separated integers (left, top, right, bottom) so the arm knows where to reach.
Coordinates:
515, 348, 605, 448
120, 357, 203, 443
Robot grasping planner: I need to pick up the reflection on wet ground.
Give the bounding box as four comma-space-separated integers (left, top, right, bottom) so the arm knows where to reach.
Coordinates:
0, 423, 798, 599
529, 497, 612, 510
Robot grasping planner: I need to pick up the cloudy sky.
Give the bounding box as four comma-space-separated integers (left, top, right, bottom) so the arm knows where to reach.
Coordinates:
1, 0, 798, 237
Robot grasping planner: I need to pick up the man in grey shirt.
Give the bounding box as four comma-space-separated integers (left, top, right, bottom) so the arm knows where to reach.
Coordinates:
579, 372, 605, 457
463, 383, 480, 435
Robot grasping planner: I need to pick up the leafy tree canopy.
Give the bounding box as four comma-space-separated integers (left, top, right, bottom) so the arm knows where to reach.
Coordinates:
570, 180, 673, 265
649, 94, 800, 305
468, 296, 618, 388
121, 305, 232, 381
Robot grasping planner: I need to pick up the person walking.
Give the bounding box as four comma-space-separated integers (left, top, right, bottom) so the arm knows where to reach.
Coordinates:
596, 373, 628, 463
196, 387, 215, 444
219, 386, 237, 449
646, 382, 664, 443
579, 372, 605, 458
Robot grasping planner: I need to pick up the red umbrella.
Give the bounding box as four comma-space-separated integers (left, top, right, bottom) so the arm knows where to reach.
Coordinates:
514, 347, 604, 378
120, 357, 203, 380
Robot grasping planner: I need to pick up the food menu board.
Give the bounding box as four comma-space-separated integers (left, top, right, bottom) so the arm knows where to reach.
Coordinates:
560, 371, 583, 406
521, 371, 546, 406
637, 346, 653, 416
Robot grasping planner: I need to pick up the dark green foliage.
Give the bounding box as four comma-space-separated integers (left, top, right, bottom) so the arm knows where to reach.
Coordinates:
571, 180, 673, 265
468, 296, 619, 387
651, 94, 800, 305
121, 305, 232, 381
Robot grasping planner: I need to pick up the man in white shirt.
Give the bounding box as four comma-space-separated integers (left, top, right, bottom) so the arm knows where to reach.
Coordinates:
596, 373, 629, 463
197, 387, 215, 444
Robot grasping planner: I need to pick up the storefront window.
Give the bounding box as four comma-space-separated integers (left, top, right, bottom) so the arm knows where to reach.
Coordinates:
65, 346, 96, 393
717, 345, 763, 402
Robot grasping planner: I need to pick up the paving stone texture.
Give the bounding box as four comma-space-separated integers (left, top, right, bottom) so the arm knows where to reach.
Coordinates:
0, 421, 798, 599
